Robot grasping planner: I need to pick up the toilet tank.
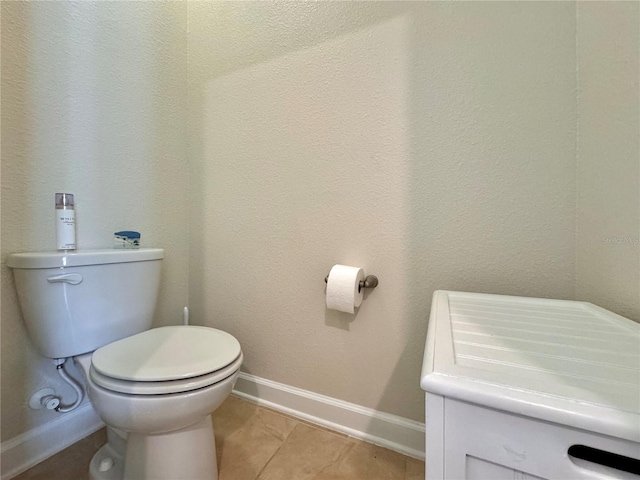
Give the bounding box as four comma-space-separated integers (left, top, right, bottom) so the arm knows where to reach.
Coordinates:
7, 249, 163, 359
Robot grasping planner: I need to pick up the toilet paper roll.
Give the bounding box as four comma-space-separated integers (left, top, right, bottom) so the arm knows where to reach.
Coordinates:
326, 265, 365, 314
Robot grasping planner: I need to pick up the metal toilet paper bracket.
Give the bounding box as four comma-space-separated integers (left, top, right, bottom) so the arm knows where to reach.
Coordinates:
324, 273, 379, 292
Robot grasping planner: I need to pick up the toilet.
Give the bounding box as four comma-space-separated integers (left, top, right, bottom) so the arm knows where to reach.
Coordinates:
7, 248, 242, 480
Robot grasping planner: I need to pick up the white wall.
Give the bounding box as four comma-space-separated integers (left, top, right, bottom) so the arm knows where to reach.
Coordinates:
1, 2, 188, 442
187, 1, 577, 422
575, 2, 640, 322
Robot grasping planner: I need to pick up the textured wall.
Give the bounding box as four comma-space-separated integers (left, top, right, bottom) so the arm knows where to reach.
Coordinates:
1, 2, 188, 441
188, 2, 577, 422
575, 2, 640, 322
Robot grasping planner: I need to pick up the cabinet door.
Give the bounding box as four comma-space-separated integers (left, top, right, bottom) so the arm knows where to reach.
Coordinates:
443, 399, 639, 480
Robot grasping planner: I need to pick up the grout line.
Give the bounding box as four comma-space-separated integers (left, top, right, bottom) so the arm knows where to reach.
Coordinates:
238, 394, 352, 441
252, 423, 299, 480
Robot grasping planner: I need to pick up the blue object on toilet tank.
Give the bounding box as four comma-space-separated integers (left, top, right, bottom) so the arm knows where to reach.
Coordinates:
114, 231, 141, 249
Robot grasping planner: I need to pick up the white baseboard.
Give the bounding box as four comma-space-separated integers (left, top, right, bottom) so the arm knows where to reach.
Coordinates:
232, 373, 425, 460
0, 403, 104, 480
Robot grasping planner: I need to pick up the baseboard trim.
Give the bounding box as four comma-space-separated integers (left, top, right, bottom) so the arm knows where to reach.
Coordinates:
232, 373, 425, 460
0, 403, 104, 480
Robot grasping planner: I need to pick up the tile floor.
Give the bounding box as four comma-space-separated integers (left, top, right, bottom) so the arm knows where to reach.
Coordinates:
14, 395, 424, 480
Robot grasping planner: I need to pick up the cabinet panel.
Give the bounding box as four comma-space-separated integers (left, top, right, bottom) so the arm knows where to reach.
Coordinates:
442, 399, 640, 480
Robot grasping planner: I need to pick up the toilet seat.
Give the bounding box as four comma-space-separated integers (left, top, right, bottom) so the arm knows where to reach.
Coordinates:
90, 353, 243, 395
89, 325, 243, 395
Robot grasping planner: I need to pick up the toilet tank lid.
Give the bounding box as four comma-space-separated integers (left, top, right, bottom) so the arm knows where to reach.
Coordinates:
7, 248, 164, 269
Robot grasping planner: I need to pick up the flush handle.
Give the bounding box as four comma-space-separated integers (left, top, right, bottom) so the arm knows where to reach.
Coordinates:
46, 273, 83, 285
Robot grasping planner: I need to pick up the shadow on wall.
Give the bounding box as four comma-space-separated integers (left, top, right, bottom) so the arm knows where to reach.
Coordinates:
188, 1, 407, 322
187, 3, 423, 423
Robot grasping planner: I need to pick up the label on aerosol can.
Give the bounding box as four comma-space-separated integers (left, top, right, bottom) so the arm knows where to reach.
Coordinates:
55, 193, 76, 251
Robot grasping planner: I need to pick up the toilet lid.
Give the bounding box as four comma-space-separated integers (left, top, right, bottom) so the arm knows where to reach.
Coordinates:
90, 353, 243, 395
91, 326, 241, 381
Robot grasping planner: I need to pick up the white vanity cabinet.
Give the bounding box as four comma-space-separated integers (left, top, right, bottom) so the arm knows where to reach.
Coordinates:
420, 291, 640, 480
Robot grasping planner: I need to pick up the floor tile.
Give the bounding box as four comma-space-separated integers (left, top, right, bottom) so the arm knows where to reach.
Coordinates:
405, 457, 426, 480
314, 441, 407, 480
213, 396, 298, 480
257, 423, 353, 480
12, 428, 106, 480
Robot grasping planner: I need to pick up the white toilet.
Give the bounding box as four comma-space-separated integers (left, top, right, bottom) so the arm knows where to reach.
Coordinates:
7, 248, 242, 480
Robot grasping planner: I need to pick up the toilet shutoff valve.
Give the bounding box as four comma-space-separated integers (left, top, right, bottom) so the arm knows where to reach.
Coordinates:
29, 388, 61, 410
41, 395, 61, 410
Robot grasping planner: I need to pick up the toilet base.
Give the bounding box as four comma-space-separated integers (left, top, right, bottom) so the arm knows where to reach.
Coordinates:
124, 415, 218, 480
90, 442, 124, 480
90, 427, 127, 480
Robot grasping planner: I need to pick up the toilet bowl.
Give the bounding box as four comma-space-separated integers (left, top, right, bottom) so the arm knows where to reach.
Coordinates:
75, 326, 242, 480
7, 249, 243, 480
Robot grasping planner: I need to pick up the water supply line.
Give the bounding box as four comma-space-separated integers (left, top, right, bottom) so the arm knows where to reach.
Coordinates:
53, 358, 84, 413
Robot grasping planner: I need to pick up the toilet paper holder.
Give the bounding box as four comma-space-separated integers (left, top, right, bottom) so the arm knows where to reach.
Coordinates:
324, 273, 378, 292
